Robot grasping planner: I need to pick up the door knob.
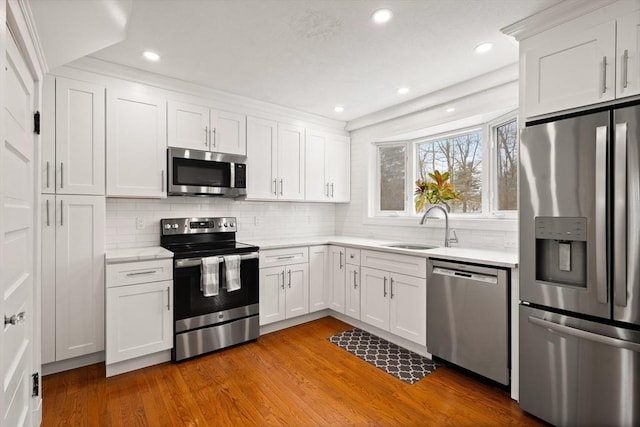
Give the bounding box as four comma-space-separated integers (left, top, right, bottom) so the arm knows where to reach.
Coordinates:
4, 311, 26, 326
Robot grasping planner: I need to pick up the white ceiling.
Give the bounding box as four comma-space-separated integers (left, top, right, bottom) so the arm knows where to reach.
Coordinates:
36, 0, 561, 122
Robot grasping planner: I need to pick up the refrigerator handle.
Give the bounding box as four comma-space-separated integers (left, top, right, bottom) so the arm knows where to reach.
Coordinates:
614, 122, 628, 307
595, 125, 609, 304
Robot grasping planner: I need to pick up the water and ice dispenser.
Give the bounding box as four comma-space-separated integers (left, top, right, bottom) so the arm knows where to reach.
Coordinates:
535, 217, 587, 288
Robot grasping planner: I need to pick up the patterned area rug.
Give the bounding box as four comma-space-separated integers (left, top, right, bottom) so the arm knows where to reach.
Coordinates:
328, 328, 439, 384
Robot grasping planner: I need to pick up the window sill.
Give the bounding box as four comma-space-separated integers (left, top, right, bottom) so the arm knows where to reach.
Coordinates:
363, 214, 518, 232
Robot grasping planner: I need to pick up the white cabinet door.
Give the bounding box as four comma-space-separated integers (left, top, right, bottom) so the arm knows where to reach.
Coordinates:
524, 20, 616, 117
305, 129, 328, 201
360, 267, 390, 330
167, 100, 209, 151
327, 135, 350, 202
106, 280, 172, 364
106, 91, 167, 198
42, 76, 55, 194
345, 264, 360, 319
617, 11, 640, 99
389, 273, 426, 346
277, 123, 305, 200
41, 195, 56, 364
309, 245, 329, 312
54, 195, 105, 360
329, 246, 346, 313
284, 263, 309, 319
247, 116, 278, 200
211, 109, 246, 155
55, 77, 105, 195
259, 266, 285, 325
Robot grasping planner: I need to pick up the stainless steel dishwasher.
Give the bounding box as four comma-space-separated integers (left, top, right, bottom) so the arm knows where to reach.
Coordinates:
427, 259, 509, 385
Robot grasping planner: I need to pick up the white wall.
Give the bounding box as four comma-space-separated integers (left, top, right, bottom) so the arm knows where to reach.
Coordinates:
106, 198, 336, 249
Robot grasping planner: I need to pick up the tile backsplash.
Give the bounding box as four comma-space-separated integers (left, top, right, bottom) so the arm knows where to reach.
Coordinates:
106, 198, 336, 249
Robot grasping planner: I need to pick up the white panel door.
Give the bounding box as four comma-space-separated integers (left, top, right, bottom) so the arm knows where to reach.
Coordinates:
327, 135, 350, 202
40, 195, 55, 364
305, 129, 328, 201
284, 263, 309, 319
345, 264, 360, 319
360, 267, 389, 330
55, 77, 105, 195
2, 31, 35, 427
389, 273, 426, 345
106, 91, 167, 198
259, 266, 285, 325
308, 245, 329, 312
524, 20, 616, 117
55, 195, 105, 360
106, 280, 172, 364
167, 100, 209, 151
617, 11, 640, 99
246, 116, 277, 200
211, 109, 246, 155
329, 246, 346, 313
277, 123, 305, 200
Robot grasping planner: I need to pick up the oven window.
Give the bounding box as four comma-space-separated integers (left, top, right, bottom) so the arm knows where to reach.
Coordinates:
173, 157, 231, 187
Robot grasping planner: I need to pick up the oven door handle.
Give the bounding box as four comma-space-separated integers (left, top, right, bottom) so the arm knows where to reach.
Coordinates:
174, 252, 260, 269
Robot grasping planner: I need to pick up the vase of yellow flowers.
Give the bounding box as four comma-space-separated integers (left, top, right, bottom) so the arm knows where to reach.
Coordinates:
414, 170, 461, 213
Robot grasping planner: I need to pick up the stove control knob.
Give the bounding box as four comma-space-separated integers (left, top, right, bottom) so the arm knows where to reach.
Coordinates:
218, 222, 223, 228
230, 222, 236, 228
223, 223, 228, 228
164, 224, 171, 230
172, 223, 179, 229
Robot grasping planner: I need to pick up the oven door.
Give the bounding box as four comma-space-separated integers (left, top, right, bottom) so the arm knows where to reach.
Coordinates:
173, 252, 259, 332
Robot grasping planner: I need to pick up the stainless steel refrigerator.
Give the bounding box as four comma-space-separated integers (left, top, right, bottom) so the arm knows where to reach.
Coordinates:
519, 105, 640, 426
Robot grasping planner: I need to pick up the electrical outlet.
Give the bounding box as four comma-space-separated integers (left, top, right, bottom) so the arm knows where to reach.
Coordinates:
254, 216, 261, 226
135, 217, 145, 230
503, 241, 517, 249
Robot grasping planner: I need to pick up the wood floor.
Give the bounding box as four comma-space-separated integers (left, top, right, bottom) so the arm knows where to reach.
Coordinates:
43, 317, 543, 426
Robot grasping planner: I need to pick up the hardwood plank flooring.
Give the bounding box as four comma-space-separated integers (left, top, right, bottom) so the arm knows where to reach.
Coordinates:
43, 317, 544, 426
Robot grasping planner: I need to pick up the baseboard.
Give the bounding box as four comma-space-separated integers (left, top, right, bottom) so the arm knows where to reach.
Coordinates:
106, 350, 172, 377
42, 352, 105, 376
259, 309, 331, 335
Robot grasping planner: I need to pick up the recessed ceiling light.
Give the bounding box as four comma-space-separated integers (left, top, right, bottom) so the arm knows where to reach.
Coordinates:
397, 87, 409, 95
372, 9, 393, 24
446, 107, 456, 113
143, 51, 160, 61
474, 43, 493, 54
334, 105, 344, 113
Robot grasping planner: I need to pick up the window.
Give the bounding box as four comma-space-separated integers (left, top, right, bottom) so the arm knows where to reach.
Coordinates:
372, 113, 518, 219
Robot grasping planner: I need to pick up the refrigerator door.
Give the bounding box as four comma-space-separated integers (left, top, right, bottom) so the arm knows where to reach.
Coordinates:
520, 111, 610, 318
613, 105, 640, 325
520, 305, 640, 426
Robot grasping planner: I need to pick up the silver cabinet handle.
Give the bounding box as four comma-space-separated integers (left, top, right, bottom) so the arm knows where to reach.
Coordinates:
212, 127, 216, 148
277, 255, 295, 260
205, 125, 209, 147
281, 270, 285, 290
167, 286, 171, 311
60, 199, 63, 226
4, 311, 26, 326
326, 182, 330, 197
623, 49, 629, 89
272, 179, 277, 195
602, 56, 608, 94
331, 182, 334, 197
46, 199, 50, 226
339, 251, 343, 269
288, 270, 292, 288
126, 270, 157, 277
60, 162, 64, 189
595, 126, 609, 304
614, 122, 627, 307
279, 179, 283, 196
353, 270, 358, 289
46, 161, 50, 188
383, 276, 387, 297
528, 316, 640, 353
161, 170, 165, 192
390, 277, 395, 299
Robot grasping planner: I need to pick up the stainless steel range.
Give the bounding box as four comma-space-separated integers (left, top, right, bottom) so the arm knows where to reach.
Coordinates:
160, 217, 259, 361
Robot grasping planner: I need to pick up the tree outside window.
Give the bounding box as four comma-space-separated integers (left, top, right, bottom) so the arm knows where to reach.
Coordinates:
379, 145, 406, 211
495, 119, 518, 211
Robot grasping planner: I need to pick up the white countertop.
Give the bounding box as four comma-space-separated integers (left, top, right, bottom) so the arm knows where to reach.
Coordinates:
105, 246, 174, 264
249, 235, 518, 268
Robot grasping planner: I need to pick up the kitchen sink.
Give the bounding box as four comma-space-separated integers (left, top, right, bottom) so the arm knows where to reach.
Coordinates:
383, 243, 438, 250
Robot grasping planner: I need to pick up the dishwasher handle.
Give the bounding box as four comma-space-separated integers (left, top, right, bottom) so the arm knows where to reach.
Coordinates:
431, 267, 498, 284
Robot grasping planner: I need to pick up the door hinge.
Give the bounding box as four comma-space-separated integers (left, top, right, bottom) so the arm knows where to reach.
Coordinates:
31, 372, 39, 397
34, 111, 40, 135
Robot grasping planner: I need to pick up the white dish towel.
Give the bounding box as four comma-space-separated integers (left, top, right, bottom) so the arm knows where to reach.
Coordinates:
224, 255, 241, 292
201, 256, 221, 297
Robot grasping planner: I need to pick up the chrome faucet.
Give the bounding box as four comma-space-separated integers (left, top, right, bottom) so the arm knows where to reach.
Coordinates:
420, 205, 457, 247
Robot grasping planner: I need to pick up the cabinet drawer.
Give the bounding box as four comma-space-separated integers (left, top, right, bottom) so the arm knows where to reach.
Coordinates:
106, 259, 173, 288
361, 250, 426, 278
260, 247, 309, 267
346, 248, 361, 265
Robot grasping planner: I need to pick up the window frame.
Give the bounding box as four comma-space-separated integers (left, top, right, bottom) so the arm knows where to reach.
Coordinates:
488, 111, 519, 219
374, 142, 410, 217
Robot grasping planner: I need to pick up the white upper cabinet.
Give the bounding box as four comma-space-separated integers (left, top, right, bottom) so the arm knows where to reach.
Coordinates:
42, 76, 105, 195
305, 129, 350, 202
106, 90, 167, 198
167, 100, 246, 155
247, 117, 305, 201
617, 10, 640, 99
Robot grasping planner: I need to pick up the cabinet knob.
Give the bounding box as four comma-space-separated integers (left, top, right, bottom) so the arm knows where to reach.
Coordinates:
4, 311, 26, 326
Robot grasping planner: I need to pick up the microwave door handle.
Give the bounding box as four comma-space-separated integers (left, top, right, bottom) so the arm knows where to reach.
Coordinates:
614, 122, 628, 307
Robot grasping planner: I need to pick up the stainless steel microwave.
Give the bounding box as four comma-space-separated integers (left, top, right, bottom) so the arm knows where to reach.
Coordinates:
167, 147, 247, 197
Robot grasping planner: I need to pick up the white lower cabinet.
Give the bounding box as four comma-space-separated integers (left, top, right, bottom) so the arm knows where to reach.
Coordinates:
329, 246, 347, 313
309, 245, 329, 312
105, 257, 173, 375
345, 263, 360, 319
360, 250, 427, 346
